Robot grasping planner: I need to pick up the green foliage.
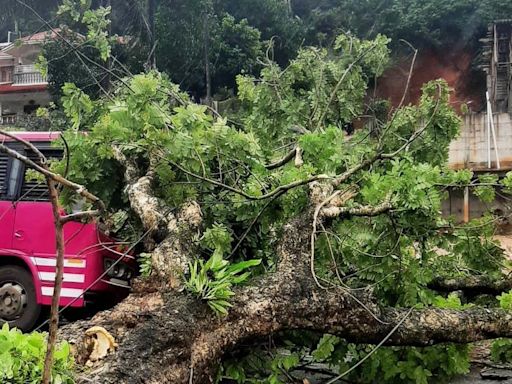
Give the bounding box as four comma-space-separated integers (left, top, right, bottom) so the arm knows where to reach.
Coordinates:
57, 1, 114, 61
222, 339, 470, 384
237, 33, 390, 152
82, 6, 112, 61
498, 290, 512, 311
57, 0, 91, 22
0, 323, 74, 384
473, 174, 499, 203
138, 253, 153, 278
221, 349, 301, 384
312, 334, 340, 362
432, 293, 472, 309
218, 0, 305, 65
61, 83, 95, 130
185, 252, 261, 316
440, 169, 473, 186
502, 171, 512, 194
491, 339, 512, 363
201, 223, 233, 256
491, 291, 512, 363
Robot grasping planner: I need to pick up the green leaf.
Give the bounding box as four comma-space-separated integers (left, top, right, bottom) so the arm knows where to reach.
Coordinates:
312, 334, 340, 362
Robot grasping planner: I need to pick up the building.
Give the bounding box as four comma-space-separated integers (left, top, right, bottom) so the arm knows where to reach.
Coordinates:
0, 31, 53, 126
444, 20, 512, 224
483, 20, 512, 115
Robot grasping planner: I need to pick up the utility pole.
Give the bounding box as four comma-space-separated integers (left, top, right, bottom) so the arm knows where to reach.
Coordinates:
203, 0, 212, 106
148, 0, 156, 69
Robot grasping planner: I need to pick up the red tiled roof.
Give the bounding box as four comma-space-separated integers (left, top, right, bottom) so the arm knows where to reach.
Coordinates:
0, 83, 48, 94
21, 29, 61, 43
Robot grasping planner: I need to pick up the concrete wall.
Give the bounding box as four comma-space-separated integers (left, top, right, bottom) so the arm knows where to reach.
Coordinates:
445, 112, 512, 229
449, 113, 512, 171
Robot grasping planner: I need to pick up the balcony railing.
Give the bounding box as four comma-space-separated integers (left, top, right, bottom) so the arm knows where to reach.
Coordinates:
0, 114, 50, 130
0, 115, 16, 125
13, 65, 46, 85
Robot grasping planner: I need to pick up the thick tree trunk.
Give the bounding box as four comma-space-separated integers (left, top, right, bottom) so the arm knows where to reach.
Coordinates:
113, 148, 202, 286
60, 211, 512, 384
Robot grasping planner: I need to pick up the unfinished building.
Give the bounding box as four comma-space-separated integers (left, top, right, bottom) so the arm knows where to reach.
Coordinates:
445, 20, 512, 223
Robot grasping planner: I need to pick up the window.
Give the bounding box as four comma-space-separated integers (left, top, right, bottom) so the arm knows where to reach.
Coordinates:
8, 159, 22, 199
19, 148, 63, 202
0, 68, 12, 83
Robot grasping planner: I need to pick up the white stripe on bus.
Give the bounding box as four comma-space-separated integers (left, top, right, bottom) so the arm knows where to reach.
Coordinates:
38, 272, 85, 283
41, 287, 83, 298
31, 257, 86, 268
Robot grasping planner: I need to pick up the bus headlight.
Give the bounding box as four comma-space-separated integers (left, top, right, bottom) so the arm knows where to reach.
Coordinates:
104, 258, 132, 280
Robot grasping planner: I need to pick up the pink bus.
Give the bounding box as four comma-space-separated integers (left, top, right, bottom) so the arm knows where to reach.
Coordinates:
0, 132, 134, 331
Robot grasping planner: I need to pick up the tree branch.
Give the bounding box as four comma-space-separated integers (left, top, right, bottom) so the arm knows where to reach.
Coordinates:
265, 148, 297, 170
0, 129, 47, 163
331, 154, 381, 187
321, 201, 394, 219
429, 276, 512, 295
166, 156, 329, 201
60, 210, 101, 224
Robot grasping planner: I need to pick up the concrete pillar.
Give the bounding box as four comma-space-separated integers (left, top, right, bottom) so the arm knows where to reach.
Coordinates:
463, 186, 470, 223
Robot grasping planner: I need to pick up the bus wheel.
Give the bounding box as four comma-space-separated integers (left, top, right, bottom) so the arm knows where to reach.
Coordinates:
0, 266, 41, 332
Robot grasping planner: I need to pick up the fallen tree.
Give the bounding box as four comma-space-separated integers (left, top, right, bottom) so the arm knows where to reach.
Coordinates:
18, 27, 512, 383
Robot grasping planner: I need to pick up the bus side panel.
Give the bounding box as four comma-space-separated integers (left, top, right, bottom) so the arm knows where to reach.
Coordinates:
32, 255, 86, 307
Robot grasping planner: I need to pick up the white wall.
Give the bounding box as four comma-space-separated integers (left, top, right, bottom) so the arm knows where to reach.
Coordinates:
448, 113, 512, 171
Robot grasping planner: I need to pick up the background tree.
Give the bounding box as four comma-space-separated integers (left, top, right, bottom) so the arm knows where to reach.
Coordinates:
291, 0, 512, 50
0, 0, 59, 40
156, 0, 263, 100
7, 0, 512, 102
218, 0, 305, 65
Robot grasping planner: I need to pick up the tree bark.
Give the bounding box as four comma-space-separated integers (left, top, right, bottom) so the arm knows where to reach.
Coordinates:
112, 147, 202, 285
61, 272, 512, 384
42, 179, 65, 384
